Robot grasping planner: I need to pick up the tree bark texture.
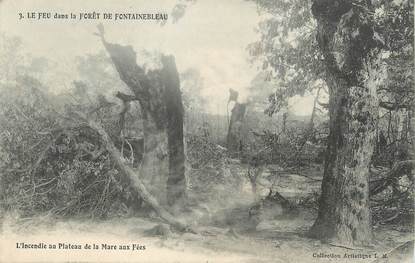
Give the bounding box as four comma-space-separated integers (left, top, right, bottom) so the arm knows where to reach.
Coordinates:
308, 0, 387, 246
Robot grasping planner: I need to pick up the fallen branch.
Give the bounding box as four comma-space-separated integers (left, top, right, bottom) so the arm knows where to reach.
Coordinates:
79, 114, 191, 232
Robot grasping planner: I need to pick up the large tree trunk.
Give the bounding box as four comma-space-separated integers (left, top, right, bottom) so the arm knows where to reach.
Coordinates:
162, 56, 187, 206
308, 0, 387, 246
100, 34, 186, 206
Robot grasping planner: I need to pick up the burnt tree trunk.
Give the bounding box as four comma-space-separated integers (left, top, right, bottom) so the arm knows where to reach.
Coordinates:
227, 102, 247, 156
162, 56, 186, 206
100, 35, 186, 206
308, 0, 387, 246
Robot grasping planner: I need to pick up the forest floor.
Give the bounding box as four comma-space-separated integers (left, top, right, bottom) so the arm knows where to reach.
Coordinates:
0, 166, 413, 263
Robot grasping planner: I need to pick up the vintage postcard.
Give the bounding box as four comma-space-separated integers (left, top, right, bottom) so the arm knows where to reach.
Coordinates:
0, 0, 413, 262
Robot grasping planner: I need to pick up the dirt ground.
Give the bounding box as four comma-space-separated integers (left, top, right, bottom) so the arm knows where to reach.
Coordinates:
0, 215, 413, 263
0, 168, 413, 263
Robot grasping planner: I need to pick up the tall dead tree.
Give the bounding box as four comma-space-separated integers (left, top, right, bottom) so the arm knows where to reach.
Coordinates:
226, 89, 247, 156
98, 27, 186, 206
308, 0, 387, 246
227, 102, 247, 155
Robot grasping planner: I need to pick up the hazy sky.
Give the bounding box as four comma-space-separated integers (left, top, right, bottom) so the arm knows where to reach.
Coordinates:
0, 0, 316, 115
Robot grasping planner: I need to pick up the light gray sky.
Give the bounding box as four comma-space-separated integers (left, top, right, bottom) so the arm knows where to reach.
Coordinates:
0, 0, 316, 115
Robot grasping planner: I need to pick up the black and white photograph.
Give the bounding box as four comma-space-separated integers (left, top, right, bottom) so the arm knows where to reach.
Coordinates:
0, 0, 413, 262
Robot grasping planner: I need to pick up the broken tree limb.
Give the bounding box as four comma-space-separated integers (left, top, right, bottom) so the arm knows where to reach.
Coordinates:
97, 29, 158, 126
82, 117, 190, 232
